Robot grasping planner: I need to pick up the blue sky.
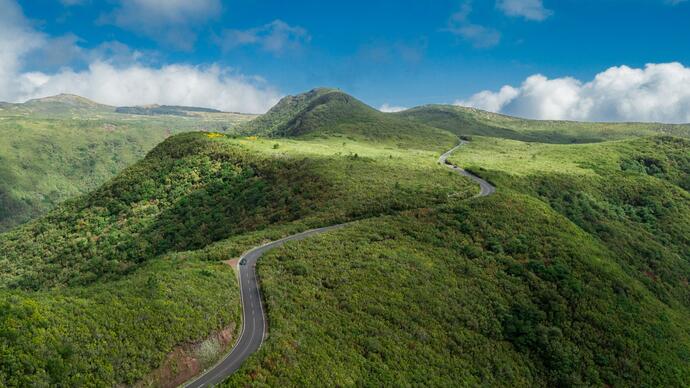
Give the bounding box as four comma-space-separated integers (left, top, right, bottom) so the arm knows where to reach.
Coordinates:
3, 0, 690, 122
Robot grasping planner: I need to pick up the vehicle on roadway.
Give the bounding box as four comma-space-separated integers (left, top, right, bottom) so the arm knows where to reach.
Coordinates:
239, 258, 247, 265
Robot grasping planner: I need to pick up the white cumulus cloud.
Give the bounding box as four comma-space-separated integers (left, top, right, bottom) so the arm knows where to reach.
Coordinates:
0, 0, 280, 113
456, 63, 690, 123
379, 103, 407, 113
0, 0, 45, 96
17, 63, 280, 113
497, 0, 553, 21
461, 85, 519, 113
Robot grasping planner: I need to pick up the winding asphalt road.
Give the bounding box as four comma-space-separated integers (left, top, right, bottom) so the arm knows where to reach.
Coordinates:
184, 140, 494, 387
184, 225, 347, 387
439, 140, 496, 197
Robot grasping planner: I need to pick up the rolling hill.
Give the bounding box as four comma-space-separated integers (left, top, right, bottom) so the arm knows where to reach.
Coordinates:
396, 104, 690, 143
115, 104, 224, 116
238, 88, 456, 150
448, 135, 690, 311
0, 116, 474, 385
0, 94, 113, 117
1, 89, 689, 387
0, 94, 254, 232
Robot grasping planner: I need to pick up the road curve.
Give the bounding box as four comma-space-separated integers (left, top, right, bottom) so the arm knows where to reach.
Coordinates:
185, 140, 493, 387
439, 140, 496, 197
184, 224, 347, 388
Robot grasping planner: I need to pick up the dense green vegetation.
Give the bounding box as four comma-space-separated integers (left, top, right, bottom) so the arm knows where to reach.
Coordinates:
217, 122, 690, 387
221, 91, 690, 386
396, 104, 690, 143
0, 132, 470, 290
224, 195, 690, 387
0, 123, 473, 384
0, 256, 239, 386
1, 89, 689, 386
0, 95, 252, 231
450, 136, 690, 311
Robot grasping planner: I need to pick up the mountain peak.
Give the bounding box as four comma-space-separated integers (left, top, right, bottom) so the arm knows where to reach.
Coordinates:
236, 87, 456, 149
237, 87, 364, 136
25, 94, 105, 107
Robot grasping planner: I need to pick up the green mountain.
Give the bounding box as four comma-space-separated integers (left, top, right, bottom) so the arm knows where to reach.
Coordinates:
1, 89, 689, 387
396, 104, 690, 143
239, 88, 456, 149
115, 104, 223, 116
1, 94, 113, 117
237, 87, 336, 135
0, 123, 473, 385
0, 95, 254, 232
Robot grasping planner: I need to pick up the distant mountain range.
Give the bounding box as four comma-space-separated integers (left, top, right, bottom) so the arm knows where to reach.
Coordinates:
115, 104, 222, 116
0, 94, 239, 117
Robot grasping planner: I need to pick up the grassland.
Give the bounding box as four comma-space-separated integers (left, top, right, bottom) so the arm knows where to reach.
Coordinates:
397, 104, 690, 143
0, 132, 472, 289
218, 133, 690, 387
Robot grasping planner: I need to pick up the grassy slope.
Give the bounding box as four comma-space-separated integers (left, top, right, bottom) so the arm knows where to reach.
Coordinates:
239, 88, 456, 150
449, 136, 690, 311
0, 96, 253, 231
0, 129, 474, 385
214, 92, 690, 387
396, 104, 690, 143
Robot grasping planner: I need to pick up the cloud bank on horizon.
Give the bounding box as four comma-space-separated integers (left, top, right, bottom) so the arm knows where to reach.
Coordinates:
2, 0, 690, 123
0, 0, 280, 113
457, 62, 690, 123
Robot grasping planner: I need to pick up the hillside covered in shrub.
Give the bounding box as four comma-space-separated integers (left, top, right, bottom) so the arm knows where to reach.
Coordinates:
224, 193, 690, 387
1, 89, 689, 387
0, 124, 473, 385
0, 95, 252, 232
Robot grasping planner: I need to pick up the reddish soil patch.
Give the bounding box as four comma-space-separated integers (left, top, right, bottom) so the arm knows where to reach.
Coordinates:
224, 258, 239, 268
643, 270, 658, 282
135, 324, 236, 388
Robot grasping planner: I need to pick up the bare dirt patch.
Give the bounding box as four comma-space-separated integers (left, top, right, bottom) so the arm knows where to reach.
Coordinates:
135, 323, 236, 388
